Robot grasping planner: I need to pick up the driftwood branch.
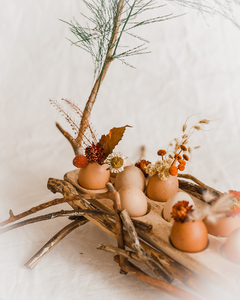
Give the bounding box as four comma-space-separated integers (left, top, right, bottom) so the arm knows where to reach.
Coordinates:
0, 209, 113, 234
178, 174, 221, 194
25, 217, 88, 269
55, 122, 82, 155
0, 196, 82, 227
97, 243, 142, 261
120, 209, 173, 283
105, 182, 128, 274
114, 256, 201, 300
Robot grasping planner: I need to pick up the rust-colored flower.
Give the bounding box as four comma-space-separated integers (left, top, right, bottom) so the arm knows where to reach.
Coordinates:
178, 159, 186, 165
175, 154, 182, 160
180, 145, 187, 151
85, 142, 105, 164
157, 149, 166, 156
178, 164, 185, 171
229, 190, 240, 200
135, 159, 151, 177
183, 154, 189, 161
169, 165, 178, 176
73, 155, 88, 168
171, 201, 194, 222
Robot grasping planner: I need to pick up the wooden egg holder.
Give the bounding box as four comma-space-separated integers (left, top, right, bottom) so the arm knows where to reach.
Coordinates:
62, 169, 240, 299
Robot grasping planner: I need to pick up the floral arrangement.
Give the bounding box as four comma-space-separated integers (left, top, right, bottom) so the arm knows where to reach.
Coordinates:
171, 201, 194, 223
136, 118, 210, 180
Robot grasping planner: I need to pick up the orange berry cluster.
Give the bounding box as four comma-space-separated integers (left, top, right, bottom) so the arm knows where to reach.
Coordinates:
157, 145, 189, 177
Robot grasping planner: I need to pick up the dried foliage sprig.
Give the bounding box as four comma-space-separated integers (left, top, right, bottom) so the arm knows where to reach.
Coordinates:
199, 190, 240, 222
144, 117, 211, 180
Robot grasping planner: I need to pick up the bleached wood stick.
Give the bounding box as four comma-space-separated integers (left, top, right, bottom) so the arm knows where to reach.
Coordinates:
120, 209, 173, 283
25, 217, 88, 269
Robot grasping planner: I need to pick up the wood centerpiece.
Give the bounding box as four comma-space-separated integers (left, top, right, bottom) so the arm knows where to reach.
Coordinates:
1, 1, 240, 300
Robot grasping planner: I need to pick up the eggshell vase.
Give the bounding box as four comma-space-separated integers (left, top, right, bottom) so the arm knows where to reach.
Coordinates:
78, 162, 110, 190
146, 174, 179, 202
203, 215, 240, 238
170, 219, 208, 253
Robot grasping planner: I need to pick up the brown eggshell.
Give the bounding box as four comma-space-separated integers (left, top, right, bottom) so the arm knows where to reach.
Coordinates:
78, 162, 110, 190
115, 165, 145, 191
118, 185, 148, 217
203, 215, 240, 237
170, 219, 208, 253
146, 174, 179, 202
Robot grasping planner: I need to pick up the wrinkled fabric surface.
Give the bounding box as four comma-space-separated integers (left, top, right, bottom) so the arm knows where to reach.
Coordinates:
1, 1, 240, 300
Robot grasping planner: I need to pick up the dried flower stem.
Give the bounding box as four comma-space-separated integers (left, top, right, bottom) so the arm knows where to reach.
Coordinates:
76, 0, 125, 147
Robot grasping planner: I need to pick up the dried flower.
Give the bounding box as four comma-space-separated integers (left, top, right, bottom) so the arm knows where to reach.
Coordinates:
178, 164, 185, 171
135, 159, 151, 177
175, 154, 182, 160
171, 201, 194, 222
105, 152, 127, 173
193, 125, 201, 130
85, 142, 105, 164
180, 145, 187, 151
169, 165, 178, 176
183, 154, 189, 161
145, 163, 157, 177
73, 155, 88, 168
157, 149, 166, 156
199, 119, 210, 124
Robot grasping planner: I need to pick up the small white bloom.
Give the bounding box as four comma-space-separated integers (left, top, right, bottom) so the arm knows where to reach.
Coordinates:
105, 152, 127, 173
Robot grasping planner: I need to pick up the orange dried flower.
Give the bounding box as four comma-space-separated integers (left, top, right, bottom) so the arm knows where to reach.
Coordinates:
135, 159, 151, 177
178, 159, 186, 165
169, 165, 178, 176
183, 154, 189, 161
73, 155, 88, 168
171, 201, 194, 222
178, 164, 185, 171
229, 190, 240, 200
157, 149, 166, 156
180, 145, 187, 151
175, 154, 182, 160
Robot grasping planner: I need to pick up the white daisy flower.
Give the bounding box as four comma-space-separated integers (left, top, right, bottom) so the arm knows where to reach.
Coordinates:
105, 152, 127, 173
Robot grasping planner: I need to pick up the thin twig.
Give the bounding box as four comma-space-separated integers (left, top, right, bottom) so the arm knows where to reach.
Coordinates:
178, 173, 220, 194
105, 182, 128, 274
0, 209, 113, 234
55, 122, 82, 155
0, 196, 81, 227
25, 218, 88, 269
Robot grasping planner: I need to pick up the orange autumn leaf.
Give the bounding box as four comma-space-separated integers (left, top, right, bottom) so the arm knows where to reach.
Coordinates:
99, 125, 131, 157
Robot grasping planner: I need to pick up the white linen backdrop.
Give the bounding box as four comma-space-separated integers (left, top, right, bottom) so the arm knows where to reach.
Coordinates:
1, 1, 240, 299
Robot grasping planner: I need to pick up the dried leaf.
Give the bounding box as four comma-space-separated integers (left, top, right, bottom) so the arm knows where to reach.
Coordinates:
100, 125, 131, 157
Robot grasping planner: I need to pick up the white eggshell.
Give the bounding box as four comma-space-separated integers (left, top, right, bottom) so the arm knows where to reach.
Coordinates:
115, 165, 145, 191
163, 191, 195, 221
118, 185, 148, 217
224, 227, 240, 264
